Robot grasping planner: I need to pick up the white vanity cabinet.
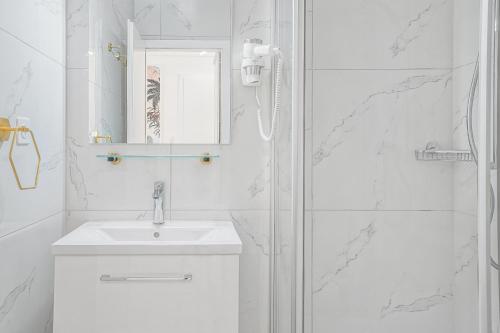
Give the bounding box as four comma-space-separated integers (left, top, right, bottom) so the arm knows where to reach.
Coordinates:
52, 221, 242, 333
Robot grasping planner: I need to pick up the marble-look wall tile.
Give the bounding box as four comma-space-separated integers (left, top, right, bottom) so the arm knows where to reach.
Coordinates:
0, 3, 65, 333
312, 211, 454, 333
90, 79, 127, 143
161, 0, 232, 38
66, 69, 89, 145
0, 25, 65, 237
131, 0, 273, 70
66, 144, 173, 212
134, 0, 161, 37
306, 1, 482, 333
312, 0, 452, 70
0, 213, 63, 333
0, 0, 65, 65
452, 212, 478, 333
232, 0, 272, 70
311, 69, 453, 211
452, 0, 480, 68
451, 1, 480, 329
67, 0, 90, 69
169, 71, 271, 211
90, 0, 133, 40
451, 64, 476, 150
223, 210, 270, 333
451, 61, 478, 216
67, 67, 175, 212
88, 0, 133, 143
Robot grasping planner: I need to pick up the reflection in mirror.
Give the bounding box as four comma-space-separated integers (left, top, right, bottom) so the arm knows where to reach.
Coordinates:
126, 37, 230, 145
88, 0, 233, 145
146, 49, 220, 144
128, 48, 222, 144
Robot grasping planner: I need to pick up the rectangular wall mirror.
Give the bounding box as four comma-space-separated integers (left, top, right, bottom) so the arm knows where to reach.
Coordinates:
88, 0, 232, 145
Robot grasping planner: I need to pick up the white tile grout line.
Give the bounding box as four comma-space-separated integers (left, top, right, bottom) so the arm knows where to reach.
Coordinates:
0, 25, 64, 68
0, 210, 64, 240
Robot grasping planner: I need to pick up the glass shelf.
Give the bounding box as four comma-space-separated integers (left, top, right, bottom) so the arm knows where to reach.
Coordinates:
96, 153, 220, 165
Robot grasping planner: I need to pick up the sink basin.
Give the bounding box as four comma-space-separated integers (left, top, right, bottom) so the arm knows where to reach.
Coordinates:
52, 221, 242, 255
100, 226, 213, 242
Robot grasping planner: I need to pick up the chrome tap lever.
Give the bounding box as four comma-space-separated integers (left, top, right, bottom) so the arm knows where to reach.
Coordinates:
153, 181, 165, 199
152, 181, 165, 224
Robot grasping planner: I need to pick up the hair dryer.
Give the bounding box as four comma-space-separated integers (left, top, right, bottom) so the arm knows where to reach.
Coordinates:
241, 38, 283, 141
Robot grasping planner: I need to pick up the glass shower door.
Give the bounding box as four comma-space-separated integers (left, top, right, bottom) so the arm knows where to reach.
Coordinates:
299, 0, 499, 332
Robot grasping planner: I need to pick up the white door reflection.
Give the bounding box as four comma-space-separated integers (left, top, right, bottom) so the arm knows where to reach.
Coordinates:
144, 49, 220, 144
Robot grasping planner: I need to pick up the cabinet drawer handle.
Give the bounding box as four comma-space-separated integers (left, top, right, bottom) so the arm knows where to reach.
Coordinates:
100, 274, 192, 282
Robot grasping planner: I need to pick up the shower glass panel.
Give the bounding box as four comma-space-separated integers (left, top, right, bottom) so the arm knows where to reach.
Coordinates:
273, 0, 296, 331
300, 0, 499, 332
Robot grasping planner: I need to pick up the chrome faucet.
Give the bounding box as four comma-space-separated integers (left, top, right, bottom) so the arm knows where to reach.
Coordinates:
152, 181, 165, 224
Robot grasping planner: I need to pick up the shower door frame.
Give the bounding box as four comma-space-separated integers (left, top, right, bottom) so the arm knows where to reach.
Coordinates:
479, 0, 495, 332
292, 0, 306, 332
270, 0, 306, 332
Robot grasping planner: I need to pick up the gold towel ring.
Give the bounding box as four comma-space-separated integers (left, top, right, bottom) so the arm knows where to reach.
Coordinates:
0, 117, 41, 190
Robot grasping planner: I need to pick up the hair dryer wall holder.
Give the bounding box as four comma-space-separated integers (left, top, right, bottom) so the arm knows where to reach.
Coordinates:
241, 38, 274, 87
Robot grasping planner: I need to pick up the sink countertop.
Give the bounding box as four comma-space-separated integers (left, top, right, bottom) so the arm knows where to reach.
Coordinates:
52, 221, 242, 255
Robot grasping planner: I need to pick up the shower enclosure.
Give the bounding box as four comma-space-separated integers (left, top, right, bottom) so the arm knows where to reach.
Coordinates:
273, 0, 500, 332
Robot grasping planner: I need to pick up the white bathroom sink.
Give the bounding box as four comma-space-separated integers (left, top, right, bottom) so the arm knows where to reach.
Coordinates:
100, 226, 213, 242
52, 221, 242, 255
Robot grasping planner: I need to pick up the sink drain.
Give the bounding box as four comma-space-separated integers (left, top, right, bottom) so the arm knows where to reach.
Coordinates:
153, 232, 160, 239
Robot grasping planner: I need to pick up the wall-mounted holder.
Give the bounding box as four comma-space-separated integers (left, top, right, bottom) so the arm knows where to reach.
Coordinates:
93, 134, 113, 144
105, 153, 122, 165
107, 42, 127, 66
96, 152, 219, 165
0, 117, 41, 190
415, 142, 473, 162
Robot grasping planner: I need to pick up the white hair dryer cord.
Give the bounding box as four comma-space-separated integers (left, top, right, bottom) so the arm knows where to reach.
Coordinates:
255, 50, 283, 142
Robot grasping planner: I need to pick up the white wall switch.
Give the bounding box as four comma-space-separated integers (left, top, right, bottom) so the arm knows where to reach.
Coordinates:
15, 117, 31, 145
